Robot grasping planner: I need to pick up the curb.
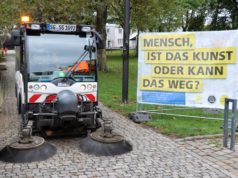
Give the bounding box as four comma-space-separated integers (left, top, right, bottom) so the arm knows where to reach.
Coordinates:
175, 134, 224, 141
176, 133, 238, 142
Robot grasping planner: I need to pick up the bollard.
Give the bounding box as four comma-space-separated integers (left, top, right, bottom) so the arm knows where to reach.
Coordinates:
223, 99, 229, 148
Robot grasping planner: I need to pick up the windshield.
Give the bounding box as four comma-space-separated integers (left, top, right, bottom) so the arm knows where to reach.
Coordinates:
26, 33, 96, 82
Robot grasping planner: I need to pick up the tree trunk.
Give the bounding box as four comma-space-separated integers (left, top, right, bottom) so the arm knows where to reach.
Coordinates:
182, 11, 190, 32
98, 48, 107, 71
211, 5, 219, 30
95, 0, 108, 72
135, 31, 139, 57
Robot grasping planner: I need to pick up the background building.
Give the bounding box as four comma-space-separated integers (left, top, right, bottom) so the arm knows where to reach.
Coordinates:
106, 23, 136, 49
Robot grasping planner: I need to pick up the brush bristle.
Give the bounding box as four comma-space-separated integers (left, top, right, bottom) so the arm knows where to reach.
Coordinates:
0, 142, 56, 163
79, 136, 132, 156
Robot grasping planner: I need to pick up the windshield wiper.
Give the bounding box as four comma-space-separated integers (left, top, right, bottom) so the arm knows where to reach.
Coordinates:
63, 50, 88, 81
63, 39, 95, 82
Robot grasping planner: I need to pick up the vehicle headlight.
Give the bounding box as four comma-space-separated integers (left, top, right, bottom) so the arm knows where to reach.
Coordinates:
41, 85, 47, 91
87, 84, 92, 90
80, 84, 86, 91
33, 84, 40, 90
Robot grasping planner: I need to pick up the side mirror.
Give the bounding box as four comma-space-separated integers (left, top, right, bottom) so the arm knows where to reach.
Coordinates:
10, 30, 20, 46
84, 45, 96, 52
92, 30, 103, 49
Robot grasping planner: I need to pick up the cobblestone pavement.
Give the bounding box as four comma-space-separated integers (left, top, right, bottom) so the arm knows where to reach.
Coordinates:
176, 136, 238, 177
0, 51, 20, 149
0, 52, 236, 177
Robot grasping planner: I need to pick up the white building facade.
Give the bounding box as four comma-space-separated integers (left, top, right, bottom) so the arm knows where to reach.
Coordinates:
106, 23, 136, 49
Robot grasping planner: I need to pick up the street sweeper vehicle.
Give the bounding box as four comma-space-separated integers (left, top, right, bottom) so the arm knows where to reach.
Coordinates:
15, 23, 102, 133
0, 18, 131, 163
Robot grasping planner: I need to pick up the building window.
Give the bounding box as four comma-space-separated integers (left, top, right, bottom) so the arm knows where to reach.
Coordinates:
107, 40, 111, 48
118, 39, 123, 45
118, 28, 122, 34
107, 28, 110, 33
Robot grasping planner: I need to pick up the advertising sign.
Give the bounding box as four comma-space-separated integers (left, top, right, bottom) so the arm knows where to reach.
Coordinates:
137, 31, 238, 109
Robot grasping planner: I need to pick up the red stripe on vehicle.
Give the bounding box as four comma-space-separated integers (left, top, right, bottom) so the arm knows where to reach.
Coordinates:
45, 94, 57, 103
29, 94, 41, 103
85, 94, 96, 102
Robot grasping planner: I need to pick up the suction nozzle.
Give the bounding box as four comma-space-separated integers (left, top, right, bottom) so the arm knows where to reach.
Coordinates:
79, 119, 132, 156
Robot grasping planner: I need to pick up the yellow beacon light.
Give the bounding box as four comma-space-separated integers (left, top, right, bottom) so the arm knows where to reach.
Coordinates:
21, 16, 30, 24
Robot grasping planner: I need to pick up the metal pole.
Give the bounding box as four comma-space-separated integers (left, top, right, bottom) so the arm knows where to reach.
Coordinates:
230, 99, 237, 151
223, 98, 229, 148
122, 0, 130, 103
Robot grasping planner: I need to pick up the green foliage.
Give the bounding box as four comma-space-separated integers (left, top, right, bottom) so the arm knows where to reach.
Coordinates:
149, 0, 184, 32
0, 0, 19, 29
0, 0, 237, 32
19, 0, 90, 24
178, 0, 238, 31
0, 0, 95, 29
109, 0, 183, 32
206, 0, 238, 30
109, 0, 235, 32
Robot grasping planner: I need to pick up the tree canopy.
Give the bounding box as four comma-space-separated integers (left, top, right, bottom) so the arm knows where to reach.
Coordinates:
0, 0, 237, 32
0, 0, 237, 70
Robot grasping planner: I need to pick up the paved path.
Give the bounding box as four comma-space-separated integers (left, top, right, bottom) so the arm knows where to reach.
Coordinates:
0, 52, 236, 177
0, 52, 20, 149
176, 137, 238, 177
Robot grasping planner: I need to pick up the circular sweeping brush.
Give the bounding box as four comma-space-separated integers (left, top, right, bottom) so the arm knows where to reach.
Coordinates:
0, 136, 56, 163
79, 119, 132, 156
79, 135, 132, 156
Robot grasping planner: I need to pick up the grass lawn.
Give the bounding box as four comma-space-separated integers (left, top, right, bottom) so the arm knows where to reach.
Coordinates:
99, 50, 224, 138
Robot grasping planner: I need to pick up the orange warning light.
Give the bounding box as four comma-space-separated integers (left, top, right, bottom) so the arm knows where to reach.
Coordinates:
21, 16, 30, 24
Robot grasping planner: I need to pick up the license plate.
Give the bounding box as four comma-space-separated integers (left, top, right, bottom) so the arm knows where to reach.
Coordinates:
47, 24, 77, 32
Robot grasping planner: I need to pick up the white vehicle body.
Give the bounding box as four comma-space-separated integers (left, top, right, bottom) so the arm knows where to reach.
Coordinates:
15, 71, 25, 104
15, 76, 98, 104
27, 82, 97, 103
14, 23, 102, 131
